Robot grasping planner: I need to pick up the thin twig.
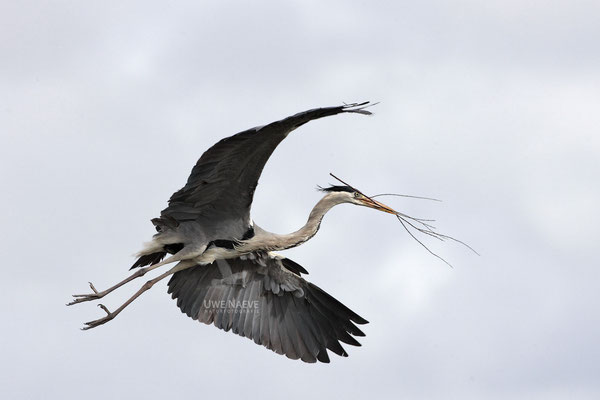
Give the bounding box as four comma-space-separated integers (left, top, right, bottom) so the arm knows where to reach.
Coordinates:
328, 172, 478, 263
397, 216, 454, 269
370, 193, 442, 202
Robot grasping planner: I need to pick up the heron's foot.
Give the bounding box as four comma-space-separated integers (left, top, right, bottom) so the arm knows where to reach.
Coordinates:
82, 304, 114, 330
67, 282, 105, 306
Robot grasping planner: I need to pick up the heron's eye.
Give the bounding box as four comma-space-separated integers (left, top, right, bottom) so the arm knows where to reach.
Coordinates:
353, 192, 360, 198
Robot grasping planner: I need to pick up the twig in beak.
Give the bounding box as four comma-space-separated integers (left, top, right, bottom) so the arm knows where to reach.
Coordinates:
396, 215, 454, 269
395, 212, 480, 262
328, 172, 479, 265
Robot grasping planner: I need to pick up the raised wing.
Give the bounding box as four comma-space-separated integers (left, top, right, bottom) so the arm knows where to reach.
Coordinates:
158, 102, 373, 239
167, 253, 368, 363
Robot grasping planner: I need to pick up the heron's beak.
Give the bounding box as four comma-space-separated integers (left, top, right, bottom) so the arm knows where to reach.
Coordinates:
360, 197, 397, 214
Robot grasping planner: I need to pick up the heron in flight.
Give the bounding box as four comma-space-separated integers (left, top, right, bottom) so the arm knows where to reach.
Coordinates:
68, 102, 434, 363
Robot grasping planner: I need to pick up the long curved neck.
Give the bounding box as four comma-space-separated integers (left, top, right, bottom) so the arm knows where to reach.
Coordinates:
252, 195, 343, 251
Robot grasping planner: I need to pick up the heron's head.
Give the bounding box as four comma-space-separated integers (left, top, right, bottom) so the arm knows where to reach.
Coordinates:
318, 185, 397, 214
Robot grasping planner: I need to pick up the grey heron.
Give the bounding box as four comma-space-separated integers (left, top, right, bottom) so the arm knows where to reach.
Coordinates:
68, 102, 425, 363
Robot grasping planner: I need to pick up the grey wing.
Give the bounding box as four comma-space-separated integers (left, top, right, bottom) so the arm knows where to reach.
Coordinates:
167, 253, 368, 363
158, 102, 373, 239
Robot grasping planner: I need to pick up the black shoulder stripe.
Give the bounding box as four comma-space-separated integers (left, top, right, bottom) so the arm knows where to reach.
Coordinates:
208, 239, 237, 249
164, 243, 184, 254
209, 226, 254, 250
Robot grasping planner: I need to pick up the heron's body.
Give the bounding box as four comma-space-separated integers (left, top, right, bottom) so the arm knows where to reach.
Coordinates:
69, 102, 404, 363
132, 104, 375, 270
143, 191, 353, 267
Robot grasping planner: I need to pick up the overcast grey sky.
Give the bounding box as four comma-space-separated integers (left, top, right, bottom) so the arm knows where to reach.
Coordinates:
2, 1, 599, 399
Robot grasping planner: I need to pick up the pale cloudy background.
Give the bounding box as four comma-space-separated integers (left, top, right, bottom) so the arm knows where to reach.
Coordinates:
1, 1, 599, 399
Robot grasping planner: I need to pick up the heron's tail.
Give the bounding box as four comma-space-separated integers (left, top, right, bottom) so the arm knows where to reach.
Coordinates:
130, 251, 166, 270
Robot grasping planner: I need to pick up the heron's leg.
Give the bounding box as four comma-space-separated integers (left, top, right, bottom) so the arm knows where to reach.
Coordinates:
67, 263, 165, 305
81, 260, 196, 330
67, 245, 206, 306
